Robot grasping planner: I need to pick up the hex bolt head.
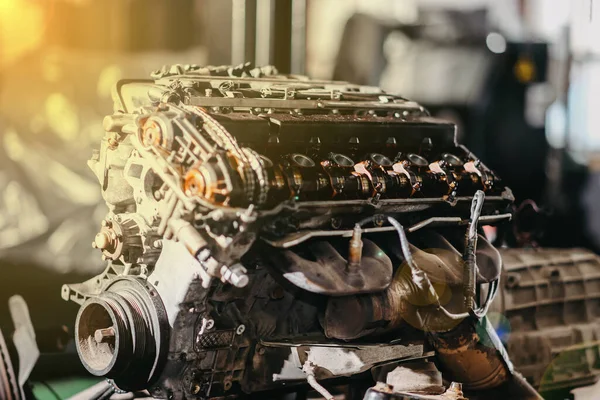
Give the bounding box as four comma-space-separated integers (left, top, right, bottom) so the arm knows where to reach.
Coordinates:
94, 327, 115, 343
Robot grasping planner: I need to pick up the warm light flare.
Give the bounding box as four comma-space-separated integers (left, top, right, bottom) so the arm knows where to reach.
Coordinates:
0, 0, 19, 9
0, 0, 45, 67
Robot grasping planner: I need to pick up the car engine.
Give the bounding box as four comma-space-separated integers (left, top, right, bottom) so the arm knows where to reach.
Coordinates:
62, 63, 541, 399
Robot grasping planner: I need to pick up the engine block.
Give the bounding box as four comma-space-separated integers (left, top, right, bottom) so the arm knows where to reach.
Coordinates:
62, 64, 538, 400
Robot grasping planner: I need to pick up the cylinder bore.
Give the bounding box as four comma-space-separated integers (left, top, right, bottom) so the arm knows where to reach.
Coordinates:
75, 279, 167, 391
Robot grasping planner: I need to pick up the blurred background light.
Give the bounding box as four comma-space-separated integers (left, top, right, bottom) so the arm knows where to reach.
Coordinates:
486, 32, 507, 53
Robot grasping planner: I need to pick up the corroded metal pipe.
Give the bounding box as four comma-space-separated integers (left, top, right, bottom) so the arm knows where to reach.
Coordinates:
323, 265, 465, 340
428, 317, 541, 399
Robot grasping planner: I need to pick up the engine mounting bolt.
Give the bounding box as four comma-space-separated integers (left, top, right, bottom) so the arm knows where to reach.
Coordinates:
94, 327, 115, 343
236, 325, 245, 335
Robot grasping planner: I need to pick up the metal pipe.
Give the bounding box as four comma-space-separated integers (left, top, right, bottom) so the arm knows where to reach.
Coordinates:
463, 190, 484, 310
428, 316, 541, 398
387, 216, 469, 321
302, 361, 334, 400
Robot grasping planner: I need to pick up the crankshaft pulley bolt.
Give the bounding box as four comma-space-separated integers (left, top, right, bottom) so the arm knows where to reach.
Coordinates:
94, 326, 115, 343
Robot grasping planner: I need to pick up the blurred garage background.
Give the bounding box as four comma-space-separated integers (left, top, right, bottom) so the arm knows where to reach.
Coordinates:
0, 0, 599, 399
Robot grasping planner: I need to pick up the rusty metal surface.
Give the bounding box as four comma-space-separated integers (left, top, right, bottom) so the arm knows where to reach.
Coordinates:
300, 344, 422, 379
428, 318, 509, 391
263, 238, 393, 295
385, 362, 444, 394
363, 380, 467, 400
321, 232, 501, 340
428, 317, 542, 399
